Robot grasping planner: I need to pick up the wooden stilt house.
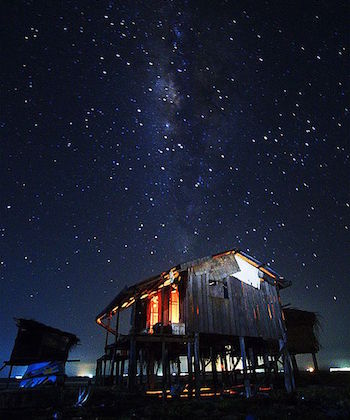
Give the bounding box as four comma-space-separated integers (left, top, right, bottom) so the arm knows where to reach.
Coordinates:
95, 248, 295, 397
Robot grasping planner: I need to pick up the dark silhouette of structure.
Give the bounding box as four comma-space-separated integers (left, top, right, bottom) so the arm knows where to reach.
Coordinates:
2, 318, 79, 388
284, 308, 320, 373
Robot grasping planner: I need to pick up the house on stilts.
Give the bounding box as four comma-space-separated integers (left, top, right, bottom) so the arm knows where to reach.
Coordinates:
95, 248, 297, 397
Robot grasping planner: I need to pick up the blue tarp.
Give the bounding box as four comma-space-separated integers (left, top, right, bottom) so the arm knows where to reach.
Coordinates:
20, 361, 65, 388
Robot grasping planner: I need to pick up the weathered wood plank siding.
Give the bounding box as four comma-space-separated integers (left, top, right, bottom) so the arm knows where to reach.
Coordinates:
185, 253, 283, 340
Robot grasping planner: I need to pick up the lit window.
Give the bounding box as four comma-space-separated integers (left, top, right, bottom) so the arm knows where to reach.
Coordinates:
169, 286, 179, 324
149, 295, 159, 333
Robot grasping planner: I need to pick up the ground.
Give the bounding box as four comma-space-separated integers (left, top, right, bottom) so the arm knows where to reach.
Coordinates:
0, 372, 349, 419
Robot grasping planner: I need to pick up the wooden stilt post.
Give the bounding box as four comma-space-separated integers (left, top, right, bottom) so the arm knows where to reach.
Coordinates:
210, 347, 218, 393
312, 353, 319, 372
149, 354, 155, 390
239, 336, 251, 398
110, 357, 115, 382
128, 303, 137, 391
278, 307, 295, 393
201, 357, 206, 384
248, 347, 257, 384
166, 346, 171, 389
102, 357, 106, 386
177, 356, 181, 388
194, 333, 200, 398
95, 359, 102, 385
6, 365, 13, 389
104, 317, 110, 349
120, 358, 125, 387
139, 349, 144, 386
103, 316, 111, 384
291, 354, 299, 375
111, 310, 120, 385
146, 350, 150, 389
231, 352, 238, 384
279, 338, 295, 393
272, 354, 278, 376
223, 351, 229, 385
220, 354, 225, 386
115, 357, 120, 386
128, 336, 136, 391
263, 352, 272, 388
187, 341, 193, 399
177, 356, 181, 377
162, 340, 167, 400
263, 353, 269, 374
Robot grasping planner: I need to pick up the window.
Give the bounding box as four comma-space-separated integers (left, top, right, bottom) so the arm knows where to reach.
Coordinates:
209, 279, 229, 299
149, 294, 159, 333
169, 286, 180, 324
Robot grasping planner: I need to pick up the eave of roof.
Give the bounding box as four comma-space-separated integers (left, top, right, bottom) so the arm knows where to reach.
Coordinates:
15, 318, 79, 343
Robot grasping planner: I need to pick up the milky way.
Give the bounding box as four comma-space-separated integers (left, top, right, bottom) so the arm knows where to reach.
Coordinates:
1, 0, 349, 373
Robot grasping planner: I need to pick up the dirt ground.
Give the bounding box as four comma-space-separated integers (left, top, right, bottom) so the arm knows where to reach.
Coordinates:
0, 372, 349, 419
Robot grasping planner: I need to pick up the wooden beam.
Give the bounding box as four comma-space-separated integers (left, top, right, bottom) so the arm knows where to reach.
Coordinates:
201, 356, 206, 384
187, 341, 193, 399
6, 364, 13, 389
148, 353, 155, 390
162, 340, 167, 400
115, 310, 120, 336
210, 346, 218, 393
110, 311, 120, 385
104, 316, 111, 351
279, 338, 295, 393
239, 336, 251, 398
103, 317, 110, 384
177, 356, 181, 379
120, 358, 125, 387
139, 349, 144, 386
312, 353, 319, 372
128, 304, 137, 391
291, 354, 299, 376
115, 358, 120, 386
161, 286, 165, 334
134, 334, 187, 343
248, 347, 257, 382
128, 335, 136, 391
194, 333, 201, 398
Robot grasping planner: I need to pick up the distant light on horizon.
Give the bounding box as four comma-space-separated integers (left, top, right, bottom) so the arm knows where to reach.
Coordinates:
306, 367, 314, 373
330, 367, 350, 372
78, 372, 93, 378
77, 369, 94, 378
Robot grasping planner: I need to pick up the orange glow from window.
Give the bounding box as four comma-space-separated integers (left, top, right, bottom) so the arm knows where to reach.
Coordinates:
149, 294, 159, 333
169, 286, 179, 323
267, 303, 273, 319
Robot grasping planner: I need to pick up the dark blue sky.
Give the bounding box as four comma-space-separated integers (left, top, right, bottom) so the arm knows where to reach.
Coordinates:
1, 0, 349, 375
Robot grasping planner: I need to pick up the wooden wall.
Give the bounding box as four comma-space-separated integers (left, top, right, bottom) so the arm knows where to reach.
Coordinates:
185, 254, 283, 340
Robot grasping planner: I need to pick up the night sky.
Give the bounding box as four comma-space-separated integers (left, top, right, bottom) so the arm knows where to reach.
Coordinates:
1, 1, 349, 376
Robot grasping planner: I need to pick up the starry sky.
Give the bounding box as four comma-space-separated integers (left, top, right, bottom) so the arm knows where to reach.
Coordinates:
1, 0, 349, 375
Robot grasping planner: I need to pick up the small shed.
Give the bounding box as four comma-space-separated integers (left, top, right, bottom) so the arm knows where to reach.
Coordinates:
284, 308, 320, 372
96, 248, 295, 397
2, 318, 79, 388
